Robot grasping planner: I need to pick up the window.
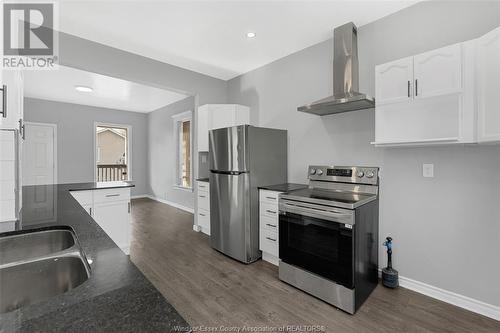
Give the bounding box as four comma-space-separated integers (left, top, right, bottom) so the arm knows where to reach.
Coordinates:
173, 111, 192, 189
95, 124, 131, 182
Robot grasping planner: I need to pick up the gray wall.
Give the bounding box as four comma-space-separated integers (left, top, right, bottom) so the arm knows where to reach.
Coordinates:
148, 96, 196, 209
56, 30, 228, 207
24, 98, 149, 196
227, 1, 500, 306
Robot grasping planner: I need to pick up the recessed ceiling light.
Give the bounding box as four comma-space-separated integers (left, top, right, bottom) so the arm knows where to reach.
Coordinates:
75, 85, 93, 93
246, 32, 256, 38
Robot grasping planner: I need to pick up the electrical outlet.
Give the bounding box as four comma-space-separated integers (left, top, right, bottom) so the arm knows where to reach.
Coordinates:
423, 164, 434, 178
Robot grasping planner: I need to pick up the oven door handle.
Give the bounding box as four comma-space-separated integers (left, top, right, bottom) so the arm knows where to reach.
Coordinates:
279, 202, 354, 225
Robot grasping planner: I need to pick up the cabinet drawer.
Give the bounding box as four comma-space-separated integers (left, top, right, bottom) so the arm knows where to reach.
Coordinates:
198, 192, 210, 210
198, 209, 210, 235
93, 188, 130, 203
197, 181, 209, 192
260, 215, 278, 232
70, 190, 93, 206
260, 229, 278, 256
259, 190, 280, 204
260, 202, 278, 219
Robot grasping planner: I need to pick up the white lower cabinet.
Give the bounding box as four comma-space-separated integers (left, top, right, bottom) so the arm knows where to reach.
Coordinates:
93, 200, 130, 253
259, 189, 281, 265
70, 187, 131, 254
195, 181, 210, 235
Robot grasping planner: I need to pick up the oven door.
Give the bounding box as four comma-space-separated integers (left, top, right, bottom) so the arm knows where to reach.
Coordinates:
279, 199, 354, 289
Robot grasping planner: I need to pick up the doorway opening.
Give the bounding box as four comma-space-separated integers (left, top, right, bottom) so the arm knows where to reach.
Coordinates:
95, 124, 130, 182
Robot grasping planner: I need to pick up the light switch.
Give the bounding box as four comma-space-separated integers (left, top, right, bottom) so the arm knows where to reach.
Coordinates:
423, 164, 434, 178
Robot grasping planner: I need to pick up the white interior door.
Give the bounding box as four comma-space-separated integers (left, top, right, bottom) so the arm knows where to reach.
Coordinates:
22, 122, 56, 186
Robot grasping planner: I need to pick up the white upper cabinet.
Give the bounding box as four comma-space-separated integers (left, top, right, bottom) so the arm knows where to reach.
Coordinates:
413, 44, 462, 99
375, 57, 413, 105
197, 104, 251, 151
0, 71, 24, 130
373, 41, 474, 147
477, 26, 500, 143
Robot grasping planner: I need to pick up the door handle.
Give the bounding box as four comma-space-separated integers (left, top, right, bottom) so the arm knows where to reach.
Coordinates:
266, 223, 277, 228
128, 202, 131, 213
266, 209, 276, 214
18, 119, 25, 140
266, 237, 277, 242
105, 194, 120, 197
1, 85, 6, 118
407, 80, 411, 98
415, 79, 418, 97
266, 196, 276, 200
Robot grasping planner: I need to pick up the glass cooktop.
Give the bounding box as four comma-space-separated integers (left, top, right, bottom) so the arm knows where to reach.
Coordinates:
281, 188, 377, 209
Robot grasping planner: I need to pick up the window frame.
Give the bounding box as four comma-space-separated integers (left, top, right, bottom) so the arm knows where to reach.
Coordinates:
93, 122, 132, 183
172, 110, 193, 191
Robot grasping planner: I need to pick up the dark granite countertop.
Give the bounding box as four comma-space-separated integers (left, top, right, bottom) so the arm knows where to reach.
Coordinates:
196, 178, 209, 182
258, 183, 308, 192
0, 183, 190, 332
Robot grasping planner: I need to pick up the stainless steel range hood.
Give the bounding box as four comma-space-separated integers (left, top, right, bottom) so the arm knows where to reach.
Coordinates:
298, 22, 374, 115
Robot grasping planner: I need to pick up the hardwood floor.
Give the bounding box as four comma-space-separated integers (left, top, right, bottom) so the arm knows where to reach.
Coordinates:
129, 198, 500, 332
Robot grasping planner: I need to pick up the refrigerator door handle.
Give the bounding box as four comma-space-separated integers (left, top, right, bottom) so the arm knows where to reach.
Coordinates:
210, 169, 248, 175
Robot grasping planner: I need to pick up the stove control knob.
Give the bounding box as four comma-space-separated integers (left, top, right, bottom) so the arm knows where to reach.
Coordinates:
356, 171, 365, 178
316, 169, 324, 176
366, 171, 375, 178
310, 168, 316, 175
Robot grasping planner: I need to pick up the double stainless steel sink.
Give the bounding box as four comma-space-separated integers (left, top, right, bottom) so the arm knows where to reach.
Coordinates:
0, 227, 91, 313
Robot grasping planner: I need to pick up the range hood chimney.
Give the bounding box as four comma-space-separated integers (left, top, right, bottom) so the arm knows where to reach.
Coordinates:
298, 22, 374, 115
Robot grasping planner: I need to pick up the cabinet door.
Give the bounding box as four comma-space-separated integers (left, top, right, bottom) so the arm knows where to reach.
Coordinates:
0, 71, 23, 129
375, 57, 413, 105
93, 200, 130, 253
209, 105, 236, 130
414, 43, 462, 99
197, 105, 209, 151
477, 27, 500, 142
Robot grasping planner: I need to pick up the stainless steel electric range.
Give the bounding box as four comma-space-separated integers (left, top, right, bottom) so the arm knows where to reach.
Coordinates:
278, 165, 379, 314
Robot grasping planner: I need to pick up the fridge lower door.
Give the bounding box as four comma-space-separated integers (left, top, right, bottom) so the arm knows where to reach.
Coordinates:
210, 171, 253, 263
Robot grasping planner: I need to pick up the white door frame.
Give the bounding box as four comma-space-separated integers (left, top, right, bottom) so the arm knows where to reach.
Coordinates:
23, 121, 57, 185
93, 122, 132, 182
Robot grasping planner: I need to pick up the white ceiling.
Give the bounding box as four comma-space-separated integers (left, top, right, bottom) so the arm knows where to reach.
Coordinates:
59, 1, 421, 80
23, 65, 188, 112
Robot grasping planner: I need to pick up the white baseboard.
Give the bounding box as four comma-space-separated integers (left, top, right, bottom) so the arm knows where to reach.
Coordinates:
145, 195, 194, 214
378, 268, 500, 321
131, 194, 149, 199
398, 275, 500, 321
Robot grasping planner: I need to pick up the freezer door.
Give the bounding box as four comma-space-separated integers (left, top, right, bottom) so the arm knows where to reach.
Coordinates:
210, 171, 252, 263
209, 125, 248, 172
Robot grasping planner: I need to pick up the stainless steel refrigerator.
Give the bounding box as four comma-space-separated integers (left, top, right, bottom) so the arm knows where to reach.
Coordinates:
209, 125, 287, 263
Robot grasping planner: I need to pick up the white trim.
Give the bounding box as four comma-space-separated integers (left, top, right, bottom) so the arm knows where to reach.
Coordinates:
172, 110, 193, 189
131, 194, 148, 199
172, 184, 193, 192
398, 275, 500, 321
378, 269, 500, 321
171, 110, 193, 121
145, 195, 194, 214
93, 122, 132, 182
23, 122, 58, 185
